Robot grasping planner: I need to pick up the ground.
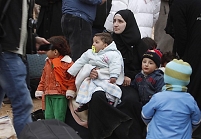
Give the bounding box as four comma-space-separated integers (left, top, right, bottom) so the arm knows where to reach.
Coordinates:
0, 98, 42, 118
0, 98, 42, 138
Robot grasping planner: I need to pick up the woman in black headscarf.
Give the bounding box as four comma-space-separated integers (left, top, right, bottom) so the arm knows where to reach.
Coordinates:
88, 9, 148, 139
113, 9, 148, 80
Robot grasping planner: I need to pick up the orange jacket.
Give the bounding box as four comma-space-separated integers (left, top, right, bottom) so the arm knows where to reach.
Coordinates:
36, 55, 76, 109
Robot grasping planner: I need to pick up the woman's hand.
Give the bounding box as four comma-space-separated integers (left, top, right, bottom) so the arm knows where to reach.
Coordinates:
123, 76, 131, 86
90, 68, 98, 79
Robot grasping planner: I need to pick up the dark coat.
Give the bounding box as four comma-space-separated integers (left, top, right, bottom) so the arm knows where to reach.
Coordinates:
131, 69, 164, 105
88, 10, 147, 139
168, 0, 201, 105
0, 0, 22, 51
92, 0, 112, 30
35, 0, 63, 39
168, 1, 201, 137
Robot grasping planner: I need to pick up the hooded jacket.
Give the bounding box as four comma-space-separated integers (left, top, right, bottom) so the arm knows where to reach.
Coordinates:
37, 55, 76, 96
68, 41, 123, 79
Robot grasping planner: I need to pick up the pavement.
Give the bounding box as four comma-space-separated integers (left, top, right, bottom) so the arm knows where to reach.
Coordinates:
0, 98, 42, 118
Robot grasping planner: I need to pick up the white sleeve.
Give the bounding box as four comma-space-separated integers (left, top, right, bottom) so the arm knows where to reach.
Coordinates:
67, 51, 90, 76
153, 0, 161, 26
104, 0, 129, 32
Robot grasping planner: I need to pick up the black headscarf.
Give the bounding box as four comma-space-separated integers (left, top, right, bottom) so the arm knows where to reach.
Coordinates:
113, 9, 141, 62
113, 9, 149, 79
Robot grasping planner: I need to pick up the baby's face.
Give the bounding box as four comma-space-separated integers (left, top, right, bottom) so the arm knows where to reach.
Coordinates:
92, 36, 107, 53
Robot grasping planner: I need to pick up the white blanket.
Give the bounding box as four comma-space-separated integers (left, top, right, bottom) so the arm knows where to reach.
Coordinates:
75, 64, 124, 104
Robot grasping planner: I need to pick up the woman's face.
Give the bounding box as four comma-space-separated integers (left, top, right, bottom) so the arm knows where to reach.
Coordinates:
113, 14, 126, 34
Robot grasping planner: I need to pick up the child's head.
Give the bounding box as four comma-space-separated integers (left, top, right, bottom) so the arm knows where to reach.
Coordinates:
164, 59, 192, 86
46, 36, 71, 58
142, 37, 157, 50
142, 49, 162, 75
92, 32, 113, 53
161, 51, 176, 67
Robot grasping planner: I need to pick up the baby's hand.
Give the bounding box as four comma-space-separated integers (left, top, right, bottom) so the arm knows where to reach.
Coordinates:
110, 77, 117, 84
90, 68, 99, 79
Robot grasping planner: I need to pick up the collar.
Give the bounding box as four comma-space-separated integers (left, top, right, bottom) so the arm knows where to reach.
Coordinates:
45, 55, 72, 63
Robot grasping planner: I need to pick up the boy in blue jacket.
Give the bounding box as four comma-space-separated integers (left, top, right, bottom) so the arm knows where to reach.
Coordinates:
142, 59, 201, 139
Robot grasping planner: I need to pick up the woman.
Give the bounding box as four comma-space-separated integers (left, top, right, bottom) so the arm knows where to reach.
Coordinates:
88, 9, 148, 139
104, 0, 161, 38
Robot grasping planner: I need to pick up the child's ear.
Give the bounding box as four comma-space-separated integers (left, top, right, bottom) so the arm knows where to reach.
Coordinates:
54, 49, 59, 55
105, 43, 108, 48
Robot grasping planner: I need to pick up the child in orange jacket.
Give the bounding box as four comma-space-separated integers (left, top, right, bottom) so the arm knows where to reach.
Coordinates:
35, 36, 76, 122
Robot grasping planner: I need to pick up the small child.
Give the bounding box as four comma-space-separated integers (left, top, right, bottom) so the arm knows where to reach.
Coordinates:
131, 49, 164, 105
142, 37, 157, 50
68, 32, 124, 112
35, 36, 76, 122
159, 51, 176, 72
141, 59, 201, 139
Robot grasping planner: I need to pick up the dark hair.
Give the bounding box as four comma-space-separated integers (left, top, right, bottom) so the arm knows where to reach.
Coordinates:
142, 37, 157, 49
47, 36, 71, 56
161, 51, 176, 67
94, 32, 113, 45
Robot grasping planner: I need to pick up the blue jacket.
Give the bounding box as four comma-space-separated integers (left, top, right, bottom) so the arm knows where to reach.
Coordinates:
62, 0, 102, 24
142, 91, 201, 139
131, 69, 164, 105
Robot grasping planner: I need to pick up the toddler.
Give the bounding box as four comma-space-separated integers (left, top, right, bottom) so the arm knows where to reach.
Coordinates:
159, 51, 176, 72
131, 49, 164, 105
68, 32, 124, 112
35, 36, 76, 122
142, 59, 201, 139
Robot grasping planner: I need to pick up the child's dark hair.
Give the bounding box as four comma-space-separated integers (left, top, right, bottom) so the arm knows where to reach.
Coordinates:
142, 37, 157, 49
161, 51, 176, 67
94, 32, 113, 45
47, 36, 71, 56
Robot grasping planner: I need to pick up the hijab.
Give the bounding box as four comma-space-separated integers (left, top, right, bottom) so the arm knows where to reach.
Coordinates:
113, 9, 150, 80
113, 9, 141, 62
